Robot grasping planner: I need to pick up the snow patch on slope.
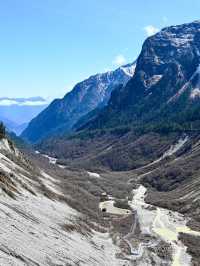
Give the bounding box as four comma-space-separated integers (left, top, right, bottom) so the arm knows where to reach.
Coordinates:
121, 63, 136, 77
190, 88, 200, 98
147, 135, 188, 167
144, 75, 163, 89
162, 135, 188, 157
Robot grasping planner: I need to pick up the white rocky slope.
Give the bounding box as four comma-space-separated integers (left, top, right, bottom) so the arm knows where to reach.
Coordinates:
0, 138, 125, 266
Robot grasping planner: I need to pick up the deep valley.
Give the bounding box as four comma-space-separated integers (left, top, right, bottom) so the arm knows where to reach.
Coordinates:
1, 19, 200, 266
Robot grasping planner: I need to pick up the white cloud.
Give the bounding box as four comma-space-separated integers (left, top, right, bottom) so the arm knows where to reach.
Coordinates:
112, 54, 127, 67
144, 25, 159, 37
0, 99, 49, 106
0, 99, 18, 106
20, 100, 49, 106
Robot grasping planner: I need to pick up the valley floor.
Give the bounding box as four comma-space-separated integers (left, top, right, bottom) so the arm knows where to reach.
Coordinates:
1, 134, 200, 265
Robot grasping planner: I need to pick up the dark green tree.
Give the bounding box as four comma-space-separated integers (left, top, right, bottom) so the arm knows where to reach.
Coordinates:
0, 122, 6, 139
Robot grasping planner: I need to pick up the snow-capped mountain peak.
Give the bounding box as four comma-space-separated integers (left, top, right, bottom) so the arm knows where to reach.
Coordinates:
22, 62, 136, 143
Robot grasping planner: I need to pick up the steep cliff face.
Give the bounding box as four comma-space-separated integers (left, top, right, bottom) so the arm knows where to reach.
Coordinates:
21, 63, 135, 143
84, 21, 200, 131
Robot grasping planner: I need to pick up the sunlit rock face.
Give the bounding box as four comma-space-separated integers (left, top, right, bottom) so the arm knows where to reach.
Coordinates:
85, 21, 200, 131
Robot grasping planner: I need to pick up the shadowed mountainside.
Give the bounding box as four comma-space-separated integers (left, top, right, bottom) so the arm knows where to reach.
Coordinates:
22, 63, 135, 143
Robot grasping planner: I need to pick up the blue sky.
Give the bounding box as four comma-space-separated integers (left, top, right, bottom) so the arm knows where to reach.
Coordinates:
0, 0, 200, 99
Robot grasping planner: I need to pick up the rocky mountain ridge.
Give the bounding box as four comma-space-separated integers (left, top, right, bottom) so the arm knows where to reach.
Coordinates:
21, 63, 136, 143
82, 21, 200, 132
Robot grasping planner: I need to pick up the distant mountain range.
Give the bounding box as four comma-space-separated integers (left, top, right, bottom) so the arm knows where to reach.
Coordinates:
0, 97, 48, 135
21, 63, 136, 143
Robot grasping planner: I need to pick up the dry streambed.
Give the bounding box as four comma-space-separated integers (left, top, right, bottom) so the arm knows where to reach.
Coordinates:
131, 185, 200, 266
98, 182, 200, 265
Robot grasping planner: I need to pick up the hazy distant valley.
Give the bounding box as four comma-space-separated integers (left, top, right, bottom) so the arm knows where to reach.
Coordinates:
0, 97, 48, 135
